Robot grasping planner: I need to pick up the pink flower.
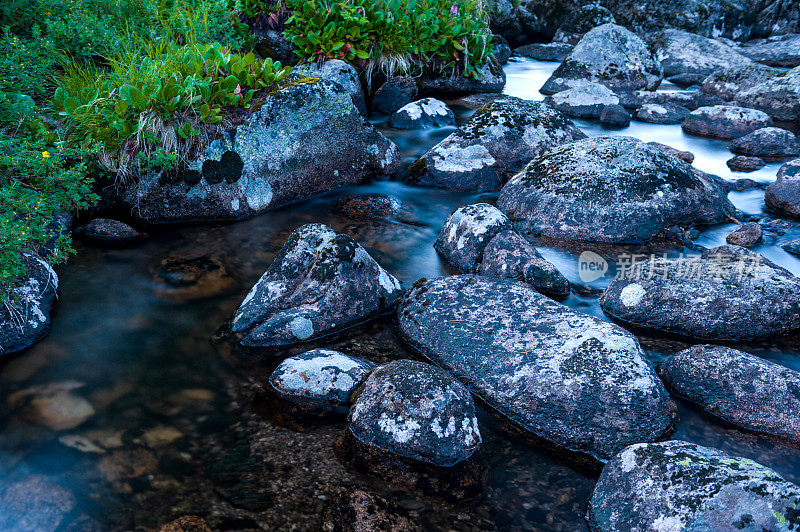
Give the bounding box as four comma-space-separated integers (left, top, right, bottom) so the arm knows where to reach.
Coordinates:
450, 3, 458, 16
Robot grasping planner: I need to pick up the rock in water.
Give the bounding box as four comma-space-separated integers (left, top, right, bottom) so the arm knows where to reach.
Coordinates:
541, 24, 663, 95
497, 136, 734, 243
740, 34, 800, 68
323, 489, 421, 532
650, 29, 753, 79
0, 476, 76, 532
8, 381, 95, 431
725, 222, 763, 246
406, 97, 585, 192
396, 275, 676, 464
0, 255, 58, 356
389, 98, 455, 129
730, 127, 800, 158
229, 224, 402, 347
419, 60, 506, 95
726, 155, 766, 172
433, 203, 570, 298
77, 218, 141, 246
372, 76, 418, 114
544, 81, 620, 118
293, 59, 367, 115
701, 64, 782, 101
658, 345, 800, 442
633, 103, 690, 124
765, 160, 800, 217
682, 105, 774, 139
268, 349, 374, 413
736, 66, 800, 122
647, 142, 695, 163
587, 441, 800, 531
599, 104, 631, 128
600, 245, 800, 340
514, 42, 573, 62
124, 79, 399, 223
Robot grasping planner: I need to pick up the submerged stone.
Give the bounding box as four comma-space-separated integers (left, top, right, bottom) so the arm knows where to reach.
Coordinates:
682, 105, 774, 139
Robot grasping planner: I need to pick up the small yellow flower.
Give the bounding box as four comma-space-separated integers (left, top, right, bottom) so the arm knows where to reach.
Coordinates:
42, 151, 50, 158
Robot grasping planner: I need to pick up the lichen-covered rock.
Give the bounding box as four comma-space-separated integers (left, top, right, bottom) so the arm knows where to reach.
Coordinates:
124, 79, 399, 223
682, 104, 774, 139
492, 34, 512, 65
371, 76, 418, 115
730, 127, 800, 158
765, 162, 800, 217
433, 204, 570, 298
552, 4, 616, 44
727, 155, 766, 172
1, 255, 58, 356
659, 345, 800, 442
544, 80, 620, 118
229, 224, 402, 347
389, 98, 455, 129
77, 218, 140, 246
650, 29, 753, 78
778, 157, 800, 179
740, 34, 800, 67
751, 0, 800, 37
736, 66, 800, 122
541, 24, 663, 94
633, 89, 701, 110
514, 42, 573, 62
599, 104, 631, 128
268, 349, 374, 413
396, 275, 676, 464
497, 136, 734, 243
293, 59, 367, 115
347, 359, 481, 467
406, 97, 585, 191
419, 60, 506, 95
647, 141, 695, 163
600, 245, 800, 340
587, 441, 800, 531
633, 103, 691, 124
701, 63, 782, 101
725, 222, 763, 245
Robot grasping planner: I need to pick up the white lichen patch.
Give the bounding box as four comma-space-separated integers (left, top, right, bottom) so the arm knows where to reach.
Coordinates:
377, 413, 421, 444
432, 143, 496, 173
620, 283, 646, 307
289, 316, 315, 340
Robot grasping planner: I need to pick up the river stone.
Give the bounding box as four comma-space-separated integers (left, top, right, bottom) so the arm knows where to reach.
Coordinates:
736, 66, 800, 122
600, 245, 800, 340
727, 155, 766, 172
433, 203, 512, 273
492, 34, 512, 65
333, 193, 403, 220
372, 76, 418, 114
77, 218, 140, 246
514, 42, 573, 62
633, 103, 691, 124
740, 34, 800, 68
123, 79, 399, 223
634, 89, 701, 110
599, 104, 631, 128
389, 98, 455, 129
647, 141, 695, 163
396, 275, 676, 463
682, 105, 774, 139
230, 224, 402, 347
419, 60, 506, 95
323, 489, 421, 532
543, 81, 619, 118
650, 29, 753, 79
8, 381, 95, 431
540, 24, 663, 95
725, 222, 763, 246
586, 441, 800, 531
347, 359, 481, 467
0, 476, 76, 532
765, 166, 800, 217
701, 64, 783, 101
268, 349, 375, 413
406, 97, 585, 192
730, 127, 800, 158
293, 59, 367, 115
497, 136, 734, 243
778, 157, 800, 180
783, 239, 800, 256
553, 4, 616, 44
658, 345, 800, 442
1, 255, 58, 356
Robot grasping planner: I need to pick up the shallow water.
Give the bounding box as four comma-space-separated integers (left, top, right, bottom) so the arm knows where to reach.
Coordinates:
1, 57, 799, 530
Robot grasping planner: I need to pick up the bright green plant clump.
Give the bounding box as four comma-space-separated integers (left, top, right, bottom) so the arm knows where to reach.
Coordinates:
54, 41, 291, 177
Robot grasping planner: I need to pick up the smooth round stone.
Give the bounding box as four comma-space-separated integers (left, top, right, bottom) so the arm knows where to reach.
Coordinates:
389, 98, 455, 129
599, 104, 631, 128
77, 218, 141, 246
725, 222, 763, 246
726, 155, 766, 172
729, 127, 800, 158
633, 103, 690, 124
682, 105, 774, 139
765, 159, 800, 217
372, 76, 417, 115
544, 81, 620, 118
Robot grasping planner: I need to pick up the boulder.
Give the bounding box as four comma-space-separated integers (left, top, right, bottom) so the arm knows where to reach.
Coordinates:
650, 29, 753, 79
544, 80, 620, 118
727, 155, 766, 172
268, 349, 375, 413
497, 136, 734, 243
701, 63, 783, 101
736, 66, 800, 122
633, 89, 701, 110
599, 104, 631, 128
765, 161, 800, 217
293, 59, 367, 115
514, 42, 573, 62
252, 28, 298, 66
587, 441, 800, 531
633, 103, 691, 124
419, 60, 506, 95
739, 34, 800, 67
371, 76, 418, 115
541, 24, 663, 94
778, 157, 800, 179
659, 345, 800, 442
682, 104, 774, 139
492, 35, 513, 65
552, 4, 616, 44
389, 98, 455, 129
229, 224, 402, 347
599, 245, 800, 340
123, 79, 399, 223
396, 275, 676, 464
406, 97, 585, 192
647, 141, 695, 163
725, 222, 763, 245
76, 218, 140, 246
486, 0, 578, 45
750, 0, 800, 37
1, 255, 58, 356
730, 127, 800, 158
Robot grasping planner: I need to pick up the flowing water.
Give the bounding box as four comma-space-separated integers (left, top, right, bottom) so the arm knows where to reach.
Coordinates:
1, 57, 799, 530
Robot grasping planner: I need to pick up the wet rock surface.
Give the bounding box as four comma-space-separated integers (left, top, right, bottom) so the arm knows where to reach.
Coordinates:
419, 60, 506, 95
541, 24, 663, 94
725, 222, 763, 246
599, 104, 631, 128
544, 81, 619, 118
389, 98, 455, 129
497, 136, 733, 243
701, 63, 783, 101
650, 29, 753, 78
658, 345, 800, 442
736, 66, 800, 122
406, 97, 585, 191
333, 194, 404, 220
633, 103, 690, 124
76, 218, 141, 246
0, 476, 76, 532
396, 275, 676, 464
729, 127, 800, 158
322, 489, 422, 532
372, 76, 418, 114
600, 245, 800, 340
8, 381, 95, 431
740, 34, 800, 68
152, 254, 237, 301
514, 42, 573, 62
765, 168, 800, 218
682, 105, 774, 139
587, 441, 800, 531
727, 155, 766, 172
229, 224, 402, 347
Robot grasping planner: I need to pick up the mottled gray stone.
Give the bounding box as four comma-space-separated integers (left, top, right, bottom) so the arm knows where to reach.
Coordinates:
293, 59, 367, 115
600, 245, 800, 340
633, 103, 691, 124
396, 275, 676, 464
433, 203, 513, 273
725, 222, 763, 246
730, 127, 800, 158
230, 224, 402, 347
497, 136, 734, 243
419, 60, 506, 95
372, 76, 418, 114
647, 141, 695, 163
682, 105, 774, 139
77, 218, 140, 246
740, 34, 800, 67
727, 155, 766, 172
544, 80, 620, 118
634, 89, 701, 110
389, 98, 455, 129
553, 4, 616, 44
587, 441, 800, 531
599, 104, 631, 128
765, 159, 800, 217
701, 63, 783, 101
514, 42, 573, 62
736, 66, 800, 122
650, 29, 753, 78
783, 239, 800, 256
0, 255, 58, 356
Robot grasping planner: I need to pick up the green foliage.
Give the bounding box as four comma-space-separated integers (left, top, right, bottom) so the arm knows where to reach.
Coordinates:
267, 0, 494, 79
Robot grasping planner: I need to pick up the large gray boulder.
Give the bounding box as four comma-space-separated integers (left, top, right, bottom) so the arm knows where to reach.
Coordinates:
765, 159, 800, 217
587, 441, 800, 531
229, 224, 403, 347
406, 97, 585, 192
293, 59, 367, 115
682, 105, 774, 139
541, 24, 663, 95
730, 127, 800, 158
701, 64, 784, 101
739, 34, 800, 67
543, 80, 620, 118
496, 136, 734, 244
750, 0, 800, 37
650, 29, 753, 78
419, 60, 506, 95
0, 255, 58, 356
124, 79, 399, 223
658, 345, 800, 442
396, 275, 676, 464
600, 245, 800, 340
736, 66, 800, 122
